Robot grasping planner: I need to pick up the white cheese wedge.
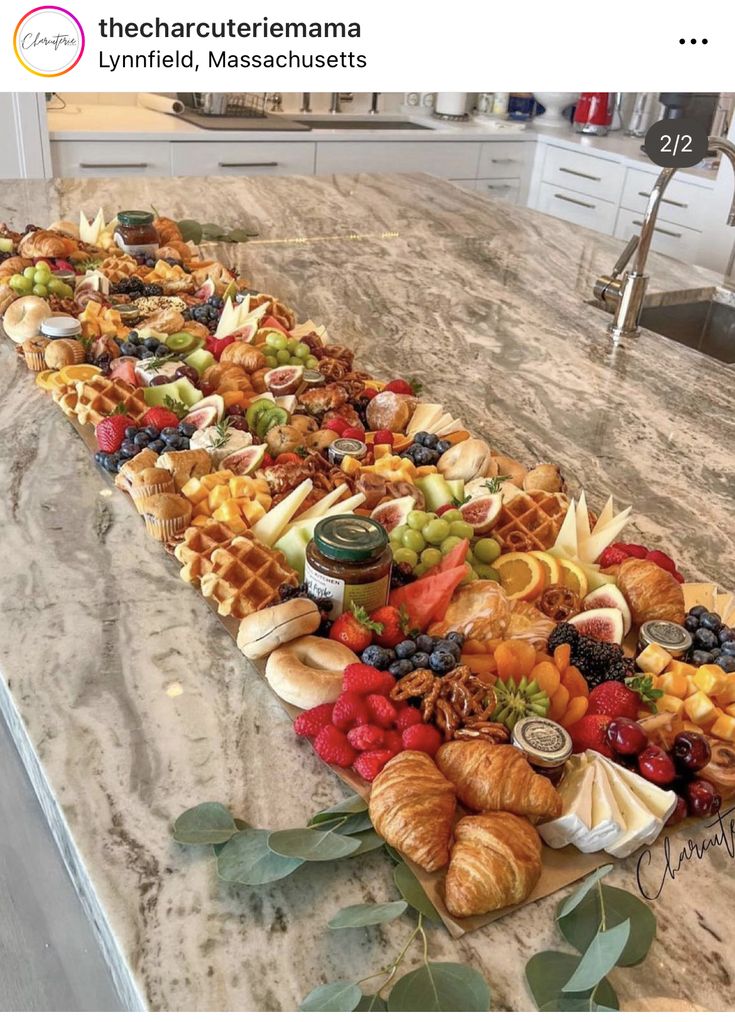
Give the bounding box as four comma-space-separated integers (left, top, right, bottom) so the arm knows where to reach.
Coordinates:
407, 404, 444, 436
574, 755, 623, 853
538, 757, 594, 849
599, 754, 676, 825
435, 418, 464, 437
595, 756, 662, 857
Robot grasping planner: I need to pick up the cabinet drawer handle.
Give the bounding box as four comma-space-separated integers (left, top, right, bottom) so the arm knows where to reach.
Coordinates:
559, 166, 601, 182
218, 161, 279, 168
491, 158, 517, 164
485, 183, 512, 190
632, 219, 682, 238
637, 190, 687, 208
79, 162, 149, 169
554, 192, 596, 209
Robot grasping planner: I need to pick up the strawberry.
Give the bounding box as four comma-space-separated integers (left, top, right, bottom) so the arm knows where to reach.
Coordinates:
646, 549, 676, 574
313, 724, 356, 767
383, 379, 414, 395
401, 723, 442, 756
383, 730, 404, 755
598, 543, 631, 568
95, 413, 134, 453
359, 389, 378, 401
142, 407, 180, 431
567, 714, 614, 757
353, 749, 395, 781
329, 605, 380, 653
342, 426, 366, 442
588, 676, 662, 717
293, 703, 335, 738
620, 543, 649, 559
342, 663, 393, 697
395, 706, 423, 731
323, 416, 351, 435
332, 692, 370, 731
347, 724, 387, 751
365, 694, 398, 728
372, 430, 394, 446
369, 605, 409, 649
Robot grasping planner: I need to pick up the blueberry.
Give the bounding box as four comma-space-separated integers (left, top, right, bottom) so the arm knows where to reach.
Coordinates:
382, 647, 396, 663
362, 644, 392, 670
161, 427, 179, 441
124, 425, 138, 440
94, 451, 105, 464
435, 440, 451, 455
413, 447, 436, 467
414, 431, 430, 447
429, 649, 457, 674
718, 627, 735, 645
700, 612, 722, 631
691, 649, 715, 666
406, 444, 423, 461
145, 338, 159, 352
411, 651, 431, 669
715, 655, 735, 673
144, 426, 160, 439
162, 445, 178, 454
435, 639, 461, 658
147, 439, 166, 454
179, 438, 190, 450
120, 342, 138, 356
684, 615, 700, 632
127, 331, 139, 342
721, 640, 735, 657
155, 345, 170, 357
422, 433, 438, 449
102, 454, 117, 472
119, 440, 142, 458
689, 605, 708, 618
416, 634, 434, 653
389, 658, 415, 679
395, 639, 417, 659
694, 627, 718, 651
179, 422, 196, 438
134, 431, 150, 447
446, 631, 464, 646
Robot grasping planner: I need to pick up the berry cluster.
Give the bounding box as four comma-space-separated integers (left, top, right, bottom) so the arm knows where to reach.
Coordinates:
120, 331, 170, 360
95, 419, 195, 473
547, 622, 634, 687
293, 663, 442, 781
362, 631, 464, 678
403, 431, 451, 467
189, 297, 225, 329
684, 605, 735, 671
113, 278, 164, 301
135, 255, 183, 269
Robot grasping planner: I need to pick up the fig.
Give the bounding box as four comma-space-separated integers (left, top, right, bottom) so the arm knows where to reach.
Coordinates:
460, 493, 502, 534
195, 278, 216, 301
568, 607, 624, 645
583, 582, 632, 635
185, 394, 225, 423
264, 365, 304, 396
220, 444, 267, 475
233, 323, 257, 344
370, 496, 415, 532
181, 406, 218, 431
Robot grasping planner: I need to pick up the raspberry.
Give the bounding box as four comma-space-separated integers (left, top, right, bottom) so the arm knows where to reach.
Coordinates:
314, 725, 357, 767
395, 706, 423, 731
347, 724, 387, 751
343, 663, 393, 696
353, 749, 394, 781
332, 692, 370, 731
401, 723, 442, 756
365, 694, 398, 728
383, 730, 404, 754
293, 703, 336, 738
646, 549, 676, 574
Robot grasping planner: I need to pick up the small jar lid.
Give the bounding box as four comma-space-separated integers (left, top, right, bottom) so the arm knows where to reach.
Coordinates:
511, 716, 573, 767
117, 210, 154, 227
639, 620, 692, 654
329, 438, 368, 461
41, 315, 81, 338
112, 303, 142, 321
302, 369, 325, 387
52, 269, 76, 283
314, 515, 388, 563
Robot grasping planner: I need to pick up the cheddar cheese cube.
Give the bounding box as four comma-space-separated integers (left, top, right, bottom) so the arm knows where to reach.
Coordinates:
340, 456, 362, 476
657, 694, 685, 715
684, 690, 718, 725
693, 664, 727, 698
636, 643, 672, 676
182, 478, 208, 503
669, 659, 696, 680
373, 444, 392, 460
711, 713, 735, 742
209, 485, 231, 509
229, 477, 255, 499
658, 672, 688, 699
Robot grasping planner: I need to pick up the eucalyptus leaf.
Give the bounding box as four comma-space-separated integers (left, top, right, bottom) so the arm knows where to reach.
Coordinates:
558, 866, 615, 919
216, 829, 303, 885
228, 228, 257, 242
562, 919, 631, 992
388, 962, 491, 1012
177, 219, 203, 244
348, 830, 385, 857
234, 818, 249, 831
326, 812, 373, 835
268, 827, 360, 861
310, 795, 368, 824
300, 981, 362, 1012
328, 900, 407, 929
355, 994, 388, 1011
384, 844, 403, 864
392, 862, 442, 924
526, 951, 619, 1012
558, 884, 656, 967
172, 802, 238, 845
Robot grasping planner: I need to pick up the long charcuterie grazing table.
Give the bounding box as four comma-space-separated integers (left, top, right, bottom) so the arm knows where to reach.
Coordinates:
0, 172, 733, 1011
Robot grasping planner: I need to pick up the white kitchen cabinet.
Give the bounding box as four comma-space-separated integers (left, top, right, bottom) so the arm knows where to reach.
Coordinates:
314, 141, 480, 179
540, 145, 625, 203
477, 141, 528, 179
614, 206, 701, 263
474, 177, 522, 204
171, 141, 315, 177
51, 141, 171, 177
536, 181, 617, 234
620, 167, 712, 232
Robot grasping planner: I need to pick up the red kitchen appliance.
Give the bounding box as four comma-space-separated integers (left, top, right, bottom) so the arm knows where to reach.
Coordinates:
573, 93, 613, 135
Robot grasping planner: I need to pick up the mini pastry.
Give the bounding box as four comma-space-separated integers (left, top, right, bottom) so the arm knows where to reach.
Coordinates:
523, 463, 565, 493
114, 448, 157, 492
155, 449, 212, 491
444, 812, 542, 917
19, 229, 77, 259
366, 391, 413, 433
437, 438, 495, 481
0, 284, 16, 316
369, 751, 456, 872
138, 492, 191, 542
44, 338, 86, 369
607, 557, 685, 626
130, 466, 175, 511
21, 337, 50, 371
265, 635, 358, 708
436, 741, 562, 821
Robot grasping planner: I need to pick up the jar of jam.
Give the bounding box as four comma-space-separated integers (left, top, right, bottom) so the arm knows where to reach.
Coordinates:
305, 515, 392, 619
637, 620, 692, 659
114, 211, 159, 257
328, 438, 368, 466
511, 717, 572, 785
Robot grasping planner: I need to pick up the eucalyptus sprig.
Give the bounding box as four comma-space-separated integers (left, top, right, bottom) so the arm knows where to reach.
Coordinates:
177, 219, 259, 245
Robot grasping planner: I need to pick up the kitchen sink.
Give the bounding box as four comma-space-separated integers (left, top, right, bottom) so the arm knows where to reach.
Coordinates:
638, 287, 735, 364
292, 118, 434, 131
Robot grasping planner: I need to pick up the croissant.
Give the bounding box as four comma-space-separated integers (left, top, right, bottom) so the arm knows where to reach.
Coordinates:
444, 812, 542, 917
19, 230, 77, 259
220, 342, 266, 372
369, 751, 456, 872
606, 557, 685, 626
436, 741, 562, 821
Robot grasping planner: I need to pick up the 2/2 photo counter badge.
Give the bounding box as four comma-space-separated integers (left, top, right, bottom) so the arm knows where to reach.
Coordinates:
14, 6, 84, 76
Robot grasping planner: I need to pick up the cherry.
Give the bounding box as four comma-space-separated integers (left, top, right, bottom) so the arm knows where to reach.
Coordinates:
151, 374, 170, 385
638, 745, 676, 787
228, 416, 249, 432
672, 731, 711, 774
607, 717, 648, 757
686, 779, 722, 818
174, 366, 199, 384
199, 381, 215, 396
666, 794, 688, 827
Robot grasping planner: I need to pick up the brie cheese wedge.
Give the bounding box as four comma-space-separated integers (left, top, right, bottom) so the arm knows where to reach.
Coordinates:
574, 755, 623, 853
595, 756, 662, 857
538, 757, 594, 849
601, 754, 677, 825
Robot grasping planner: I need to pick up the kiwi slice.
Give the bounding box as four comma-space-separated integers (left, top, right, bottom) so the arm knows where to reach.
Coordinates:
255, 406, 289, 436
165, 331, 198, 354
246, 398, 276, 432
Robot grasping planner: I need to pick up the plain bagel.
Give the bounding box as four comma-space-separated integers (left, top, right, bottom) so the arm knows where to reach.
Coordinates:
237, 598, 321, 659
265, 635, 359, 709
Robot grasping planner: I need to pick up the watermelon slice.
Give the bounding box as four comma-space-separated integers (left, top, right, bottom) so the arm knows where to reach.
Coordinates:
389, 565, 467, 631
262, 315, 289, 333
424, 538, 469, 578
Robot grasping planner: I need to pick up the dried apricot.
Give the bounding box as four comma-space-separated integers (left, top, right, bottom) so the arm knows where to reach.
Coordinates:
462, 638, 486, 655
494, 639, 536, 681
553, 643, 571, 672
529, 661, 561, 698
460, 655, 497, 675
560, 696, 589, 728
549, 685, 570, 722
561, 665, 589, 700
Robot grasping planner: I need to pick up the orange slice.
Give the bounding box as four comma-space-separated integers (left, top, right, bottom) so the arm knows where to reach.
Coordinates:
530, 551, 561, 587
493, 552, 545, 600
43, 370, 67, 390
558, 557, 589, 599
35, 369, 59, 390
59, 364, 101, 385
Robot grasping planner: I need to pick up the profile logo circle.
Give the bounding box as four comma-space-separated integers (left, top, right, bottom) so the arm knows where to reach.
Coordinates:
14, 6, 84, 77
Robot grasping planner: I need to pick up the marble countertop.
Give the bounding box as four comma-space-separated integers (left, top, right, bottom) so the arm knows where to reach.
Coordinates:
1, 173, 734, 1011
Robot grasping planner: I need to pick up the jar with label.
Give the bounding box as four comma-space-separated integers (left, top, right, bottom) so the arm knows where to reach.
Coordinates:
637, 620, 692, 658
304, 515, 392, 619
41, 315, 82, 339
114, 211, 159, 257
511, 716, 572, 785
328, 438, 368, 466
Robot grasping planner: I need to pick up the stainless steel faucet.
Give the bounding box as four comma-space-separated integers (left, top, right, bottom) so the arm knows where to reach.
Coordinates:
268, 93, 283, 112
329, 92, 341, 114
300, 92, 312, 113
594, 136, 735, 340
369, 93, 381, 115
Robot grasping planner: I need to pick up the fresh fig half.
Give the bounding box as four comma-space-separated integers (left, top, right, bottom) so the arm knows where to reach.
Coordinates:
185, 394, 225, 423
568, 607, 624, 645
370, 496, 415, 532
181, 406, 218, 431
460, 493, 502, 534
583, 583, 632, 635
195, 278, 216, 301
233, 323, 257, 344
264, 365, 304, 396
220, 444, 267, 475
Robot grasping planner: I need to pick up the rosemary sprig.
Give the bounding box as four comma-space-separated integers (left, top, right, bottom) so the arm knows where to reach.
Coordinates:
483, 474, 511, 494
210, 417, 232, 449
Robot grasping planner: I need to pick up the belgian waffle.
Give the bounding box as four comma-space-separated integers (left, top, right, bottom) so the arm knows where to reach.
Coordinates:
73, 377, 148, 426
199, 533, 297, 619
51, 382, 79, 418
173, 519, 237, 585
491, 490, 569, 553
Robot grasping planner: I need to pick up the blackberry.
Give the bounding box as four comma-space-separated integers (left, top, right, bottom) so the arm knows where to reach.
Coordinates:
278, 581, 308, 601
390, 563, 416, 588
547, 622, 579, 653
622, 656, 637, 677
352, 396, 370, 427
604, 661, 627, 682
142, 283, 163, 297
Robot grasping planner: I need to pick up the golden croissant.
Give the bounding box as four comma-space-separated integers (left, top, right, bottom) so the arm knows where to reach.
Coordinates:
435, 741, 561, 821
369, 751, 456, 872
444, 812, 542, 917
